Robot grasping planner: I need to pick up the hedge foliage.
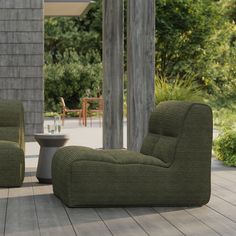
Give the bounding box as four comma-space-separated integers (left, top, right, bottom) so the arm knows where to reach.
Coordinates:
44, 62, 102, 112
214, 130, 236, 167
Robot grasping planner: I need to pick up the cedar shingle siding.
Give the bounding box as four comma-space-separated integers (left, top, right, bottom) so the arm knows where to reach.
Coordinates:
0, 0, 44, 140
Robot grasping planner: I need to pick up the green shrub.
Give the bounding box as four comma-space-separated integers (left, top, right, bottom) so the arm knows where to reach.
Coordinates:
207, 95, 236, 130
155, 75, 205, 105
44, 62, 103, 112
213, 107, 236, 130
214, 130, 236, 167
44, 112, 60, 117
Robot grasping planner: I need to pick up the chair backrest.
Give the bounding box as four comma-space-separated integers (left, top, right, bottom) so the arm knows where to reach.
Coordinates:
140, 101, 213, 166
60, 97, 66, 108
98, 97, 104, 111
0, 100, 25, 150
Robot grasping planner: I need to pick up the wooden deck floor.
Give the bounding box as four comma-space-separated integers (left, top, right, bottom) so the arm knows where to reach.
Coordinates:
0, 158, 235, 236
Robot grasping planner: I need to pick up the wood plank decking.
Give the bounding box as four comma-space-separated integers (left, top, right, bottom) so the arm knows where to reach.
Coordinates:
0, 158, 235, 236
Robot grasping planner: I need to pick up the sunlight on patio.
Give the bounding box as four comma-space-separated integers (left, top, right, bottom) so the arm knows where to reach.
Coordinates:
25, 118, 127, 168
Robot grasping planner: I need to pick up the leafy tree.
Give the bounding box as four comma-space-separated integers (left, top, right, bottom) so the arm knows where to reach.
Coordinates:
44, 0, 102, 64
44, 0, 103, 112
155, 0, 236, 96
44, 0, 236, 112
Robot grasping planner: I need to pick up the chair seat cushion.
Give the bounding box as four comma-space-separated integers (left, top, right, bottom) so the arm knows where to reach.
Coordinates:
53, 146, 167, 167
0, 141, 23, 161
0, 140, 20, 149
0, 140, 24, 187
52, 146, 194, 207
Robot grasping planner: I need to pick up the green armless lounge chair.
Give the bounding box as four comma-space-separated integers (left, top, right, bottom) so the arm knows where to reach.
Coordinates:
0, 101, 25, 187
52, 101, 213, 207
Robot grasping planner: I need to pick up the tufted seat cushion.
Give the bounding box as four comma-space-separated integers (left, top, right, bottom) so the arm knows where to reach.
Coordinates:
52, 146, 173, 207
54, 146, 168, 167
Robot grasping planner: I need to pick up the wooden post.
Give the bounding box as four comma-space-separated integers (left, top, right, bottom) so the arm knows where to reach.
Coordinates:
103, 0, 124, 149
127, 0, 155, 151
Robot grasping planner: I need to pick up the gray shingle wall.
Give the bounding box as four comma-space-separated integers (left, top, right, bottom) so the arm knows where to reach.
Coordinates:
0, 0, 44, 140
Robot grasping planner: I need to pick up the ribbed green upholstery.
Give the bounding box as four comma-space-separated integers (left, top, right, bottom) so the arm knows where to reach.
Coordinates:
0, 101, 25, 187
52, 101, 213, 207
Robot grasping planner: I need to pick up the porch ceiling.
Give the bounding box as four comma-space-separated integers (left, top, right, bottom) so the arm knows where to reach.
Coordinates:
44, 0, 92, 16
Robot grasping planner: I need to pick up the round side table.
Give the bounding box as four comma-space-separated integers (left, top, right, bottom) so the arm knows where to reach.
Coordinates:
34, 133, 69, 183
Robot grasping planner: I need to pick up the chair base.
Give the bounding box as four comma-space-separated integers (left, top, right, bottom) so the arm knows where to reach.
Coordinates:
52, 146, 211, 208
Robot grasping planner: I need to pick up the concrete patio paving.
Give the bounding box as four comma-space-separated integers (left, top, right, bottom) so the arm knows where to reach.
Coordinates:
25, 118, 127, 168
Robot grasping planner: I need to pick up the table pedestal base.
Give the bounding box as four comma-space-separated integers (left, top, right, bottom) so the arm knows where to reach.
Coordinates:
34, 134, 69, 184
36, 146, 58, 183
37, 177, 52, 184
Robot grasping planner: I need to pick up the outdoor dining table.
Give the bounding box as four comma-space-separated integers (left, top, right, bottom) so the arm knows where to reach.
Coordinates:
82, 97, 104, 126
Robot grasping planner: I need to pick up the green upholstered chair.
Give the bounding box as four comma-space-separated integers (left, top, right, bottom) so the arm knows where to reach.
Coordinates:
0, 100, 25, 187
52, 101, 213, 207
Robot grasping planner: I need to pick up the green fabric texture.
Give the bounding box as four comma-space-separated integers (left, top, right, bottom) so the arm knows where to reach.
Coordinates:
0, 101, 25, 187
52, 101, 213, 207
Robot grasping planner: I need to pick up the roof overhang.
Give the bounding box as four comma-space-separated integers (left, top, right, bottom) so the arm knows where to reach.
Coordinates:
44, 0, 93, 17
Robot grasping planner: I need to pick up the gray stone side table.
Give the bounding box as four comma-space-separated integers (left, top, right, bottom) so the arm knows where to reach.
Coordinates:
34, 134, 69, 183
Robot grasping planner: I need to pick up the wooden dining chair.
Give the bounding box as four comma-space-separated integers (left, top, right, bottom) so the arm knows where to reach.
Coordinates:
88, 97, 104, 127
60, 97, 82, 126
